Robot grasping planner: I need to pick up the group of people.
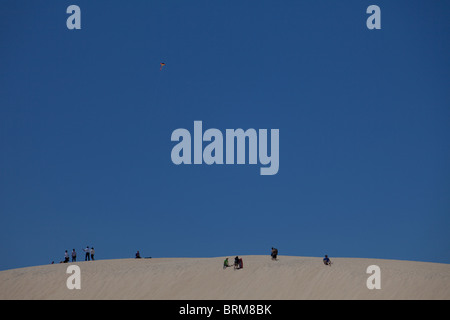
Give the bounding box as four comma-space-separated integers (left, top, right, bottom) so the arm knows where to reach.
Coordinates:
60, 246, 95, 263
222, 256, 244, 270
58, 246, 332, 266
222, 248, 333, 270
271, 248, 332, 266
272, 248, 332, 266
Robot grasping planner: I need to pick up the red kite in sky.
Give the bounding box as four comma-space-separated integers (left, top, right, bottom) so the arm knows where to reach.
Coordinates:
160, 62, 166, 70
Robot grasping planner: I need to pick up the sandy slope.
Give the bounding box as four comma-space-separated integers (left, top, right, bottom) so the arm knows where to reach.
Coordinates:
0, 256, 449, 300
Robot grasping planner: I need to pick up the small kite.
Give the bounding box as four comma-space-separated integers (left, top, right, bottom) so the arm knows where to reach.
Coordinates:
160, 62, 166, 71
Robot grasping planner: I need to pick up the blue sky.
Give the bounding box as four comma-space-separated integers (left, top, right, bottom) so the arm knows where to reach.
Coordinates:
0, 0, 449, 270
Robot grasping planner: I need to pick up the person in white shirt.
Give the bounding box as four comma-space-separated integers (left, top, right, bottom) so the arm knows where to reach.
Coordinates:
83, 246, 90, 261
90, 247, 95, 261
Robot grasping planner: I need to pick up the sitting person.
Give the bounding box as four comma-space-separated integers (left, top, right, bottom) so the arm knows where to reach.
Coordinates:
135, 251, 141, 259
64, 250, 69, 263
323, 255, 332, 266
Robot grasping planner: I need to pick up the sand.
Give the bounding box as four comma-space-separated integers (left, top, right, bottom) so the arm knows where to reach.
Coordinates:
0, 255, 449, 300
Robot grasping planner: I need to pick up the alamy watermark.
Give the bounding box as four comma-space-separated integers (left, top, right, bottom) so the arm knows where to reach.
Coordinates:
66, 4, 381, 31
366, 265, 381, 290
170, 121, 280, 175
66, 265, 81, 290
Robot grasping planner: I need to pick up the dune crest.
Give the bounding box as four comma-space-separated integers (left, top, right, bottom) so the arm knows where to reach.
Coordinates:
1, 256, 449, 300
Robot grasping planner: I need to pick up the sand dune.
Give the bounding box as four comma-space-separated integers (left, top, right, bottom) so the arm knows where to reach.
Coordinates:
1, 255, 449, 300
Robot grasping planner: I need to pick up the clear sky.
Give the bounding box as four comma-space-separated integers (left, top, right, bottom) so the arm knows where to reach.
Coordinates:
0, 0, 449, 270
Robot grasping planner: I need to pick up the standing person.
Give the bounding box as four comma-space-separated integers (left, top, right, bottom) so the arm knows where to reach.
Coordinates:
64, 250, 69, 263
83, 246, 90, 261
90, 247, 95, 261
271, 247, 278, 260
71, 249, 77, 262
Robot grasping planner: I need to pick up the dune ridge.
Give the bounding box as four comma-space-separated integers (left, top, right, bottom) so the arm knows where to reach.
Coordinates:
1, 255, 449, 300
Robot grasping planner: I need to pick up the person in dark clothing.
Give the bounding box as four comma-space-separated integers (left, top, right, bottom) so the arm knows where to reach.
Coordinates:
234, 256, 240, 269
271, 247, 278, 260
323, 255, 332, 266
